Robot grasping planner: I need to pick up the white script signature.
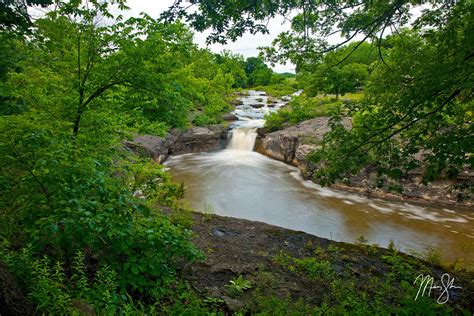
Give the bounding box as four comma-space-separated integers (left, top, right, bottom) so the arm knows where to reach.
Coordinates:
413, 273, 462, 304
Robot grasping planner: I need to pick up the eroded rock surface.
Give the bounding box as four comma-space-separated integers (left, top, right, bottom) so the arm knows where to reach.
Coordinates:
255, 117, 351, 177
124, 134, 169, 163
125, 125, 228, 163
255, 117, 473, 207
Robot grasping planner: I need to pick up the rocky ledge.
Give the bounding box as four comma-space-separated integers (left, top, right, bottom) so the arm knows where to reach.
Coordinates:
255, 117, 351, 178
124, 125, 228, 163
255, 117, 473, 207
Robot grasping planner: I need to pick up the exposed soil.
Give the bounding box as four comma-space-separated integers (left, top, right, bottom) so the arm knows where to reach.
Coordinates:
179, 212, 474, 313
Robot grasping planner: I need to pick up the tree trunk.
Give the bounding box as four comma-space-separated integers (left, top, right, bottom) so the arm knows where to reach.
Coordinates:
0, 260, 34, 315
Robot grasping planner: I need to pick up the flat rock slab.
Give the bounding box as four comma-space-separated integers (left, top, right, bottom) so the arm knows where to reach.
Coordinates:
124, 125, 228, 162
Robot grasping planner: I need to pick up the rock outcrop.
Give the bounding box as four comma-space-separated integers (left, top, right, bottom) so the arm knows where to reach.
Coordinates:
168, 125, 228, 155
125, 125, 228, 163
124, 134, 170, 163
255, 117, 351, 178
250, 103, 265, 109
255, 117, 473, 207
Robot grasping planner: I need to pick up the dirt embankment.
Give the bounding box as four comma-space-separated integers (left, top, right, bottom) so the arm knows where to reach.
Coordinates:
179, 212, 474, 313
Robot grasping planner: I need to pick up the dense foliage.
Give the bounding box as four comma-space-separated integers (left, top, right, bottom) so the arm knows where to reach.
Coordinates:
0, 2, 264, 314
0, 0, 295, 312
1, 0, 472, 313
165, 0, 473, 187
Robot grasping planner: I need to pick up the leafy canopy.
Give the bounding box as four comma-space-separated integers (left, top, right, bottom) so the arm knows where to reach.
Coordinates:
164, 0, 474, 185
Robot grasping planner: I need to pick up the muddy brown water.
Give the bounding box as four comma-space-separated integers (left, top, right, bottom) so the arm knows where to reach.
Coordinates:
165, 90, 474, 267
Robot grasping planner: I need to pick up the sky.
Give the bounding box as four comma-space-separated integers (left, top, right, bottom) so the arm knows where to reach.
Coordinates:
116, 0, 296, 73
29, 1, 427, 73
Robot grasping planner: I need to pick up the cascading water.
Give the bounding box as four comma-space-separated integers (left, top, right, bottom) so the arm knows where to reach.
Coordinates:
164, 90, 474, 265
225, 90, 277, 151
227, 128, 257, 151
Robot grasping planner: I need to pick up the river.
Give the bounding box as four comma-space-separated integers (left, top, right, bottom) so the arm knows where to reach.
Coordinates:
165, 90, 474, 267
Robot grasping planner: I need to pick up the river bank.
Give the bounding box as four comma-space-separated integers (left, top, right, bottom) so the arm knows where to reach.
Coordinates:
127, 90, 473, 266
255, 116, 474, 209
176, 211, 474, 313
126, 89, 473, 210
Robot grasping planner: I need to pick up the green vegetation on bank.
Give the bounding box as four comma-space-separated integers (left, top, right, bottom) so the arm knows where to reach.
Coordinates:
261, 8, 472, 189
166, 0, 473, 188
253, 77, 299, 98
0, 1, 302, 313
265, 93, 362, 131
246, 249, 468, 315
1, 0, 473, 314
0, 1, 282, 313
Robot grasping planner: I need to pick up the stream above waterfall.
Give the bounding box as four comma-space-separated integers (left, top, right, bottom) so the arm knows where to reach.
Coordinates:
165, 90, 474, 266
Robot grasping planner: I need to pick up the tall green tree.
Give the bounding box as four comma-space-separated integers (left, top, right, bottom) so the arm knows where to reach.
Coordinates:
244, 56, 273, 86
0, 2, 203, 311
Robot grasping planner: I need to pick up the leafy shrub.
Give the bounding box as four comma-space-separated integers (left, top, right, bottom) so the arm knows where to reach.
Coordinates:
0, 114, 202, 306
274, 252, 335, 280
264, 95, 344, 131
226, 275, 252, 297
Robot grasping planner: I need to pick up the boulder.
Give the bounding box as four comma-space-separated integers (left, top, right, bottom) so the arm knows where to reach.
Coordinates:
250, 103, 265, 109
125, 125, 228, 162
230, 99, 244, 106
222, 296, 245, 313
255, 117, 351, 171
169, 125, 228, 155
222, 113, 238, 121
267, 97, 279, 104
235, 91, 247, 97
256, 117, 473, 206
294, 144, 319, 178
124, 134, 169, 163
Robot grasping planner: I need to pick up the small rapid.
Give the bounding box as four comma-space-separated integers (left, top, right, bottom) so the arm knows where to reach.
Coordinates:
227, 128, 258, 151
165, 90, 474, 267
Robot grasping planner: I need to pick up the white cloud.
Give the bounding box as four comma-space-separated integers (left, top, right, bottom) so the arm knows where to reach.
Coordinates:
120, 0, 296, 73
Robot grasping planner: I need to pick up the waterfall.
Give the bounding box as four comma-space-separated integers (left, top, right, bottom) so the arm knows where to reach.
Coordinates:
227, 128, 257, 151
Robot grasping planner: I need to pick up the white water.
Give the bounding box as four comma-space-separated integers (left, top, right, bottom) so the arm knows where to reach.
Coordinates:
165, 90, 474, 267
227, 128, 258, 151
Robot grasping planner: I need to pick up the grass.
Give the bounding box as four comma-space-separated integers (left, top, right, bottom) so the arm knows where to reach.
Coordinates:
231, 246, 471, 315
252, 78, 299, 98
264, 92, 364, 132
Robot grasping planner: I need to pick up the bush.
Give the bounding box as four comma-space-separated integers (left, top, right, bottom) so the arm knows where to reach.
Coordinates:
253, 78, 299, 97
264, 95, 344, 131
0, 114, 202, 311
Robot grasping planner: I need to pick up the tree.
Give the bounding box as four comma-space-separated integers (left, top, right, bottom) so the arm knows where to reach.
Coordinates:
300, 42, 374, 98
312, 19, 473, 184
0, 0, 53, 32
0, 2, 203, 310
244, 57, 273, 86
214, 50, 248, 88
163, 0, 474, 184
